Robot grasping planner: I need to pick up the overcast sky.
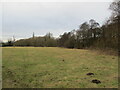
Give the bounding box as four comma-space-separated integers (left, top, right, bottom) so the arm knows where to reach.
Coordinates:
1, 0, 113, 41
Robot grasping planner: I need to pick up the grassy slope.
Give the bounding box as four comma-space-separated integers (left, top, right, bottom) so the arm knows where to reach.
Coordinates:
2, 47, 118, 88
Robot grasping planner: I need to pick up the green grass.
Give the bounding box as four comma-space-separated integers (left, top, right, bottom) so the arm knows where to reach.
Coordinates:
2, 47, 118, 88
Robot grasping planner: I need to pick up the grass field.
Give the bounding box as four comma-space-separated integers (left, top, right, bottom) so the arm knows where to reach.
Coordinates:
2, 47, 118, 88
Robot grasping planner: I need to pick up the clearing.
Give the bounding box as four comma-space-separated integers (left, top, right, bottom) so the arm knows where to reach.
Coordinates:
2, 47, 118, 88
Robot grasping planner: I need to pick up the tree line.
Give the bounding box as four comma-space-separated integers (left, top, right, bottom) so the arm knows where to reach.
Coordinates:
1, 1, 119, 51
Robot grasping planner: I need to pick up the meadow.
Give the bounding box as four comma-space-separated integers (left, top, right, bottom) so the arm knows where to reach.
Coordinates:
2, 47, 118, 88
